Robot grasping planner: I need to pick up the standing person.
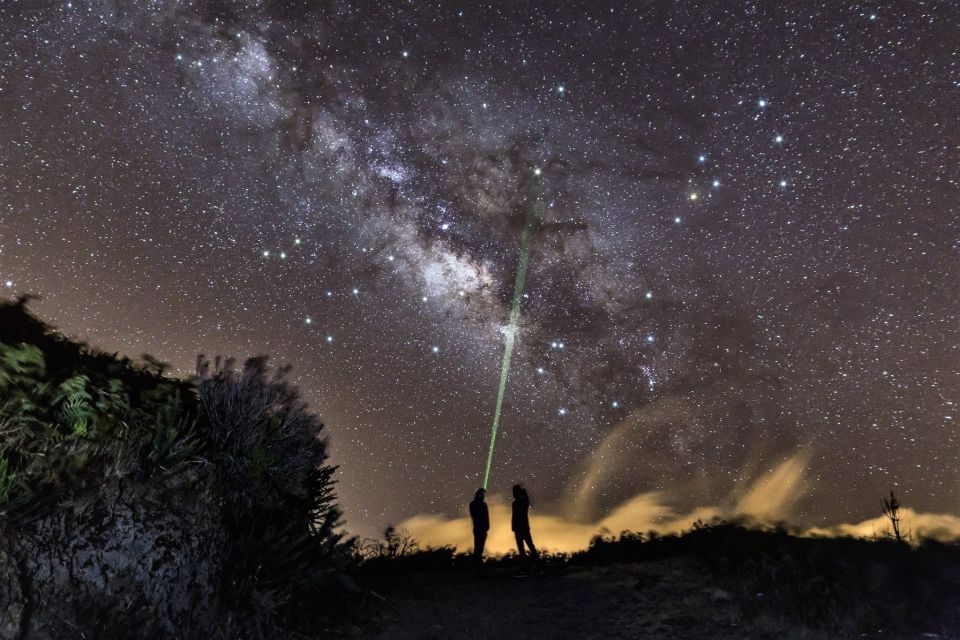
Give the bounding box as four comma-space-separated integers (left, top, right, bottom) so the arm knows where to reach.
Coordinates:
469, 488, 489, 568
511, 484, 540, 564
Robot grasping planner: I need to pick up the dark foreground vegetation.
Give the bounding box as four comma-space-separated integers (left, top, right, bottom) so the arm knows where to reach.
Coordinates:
0, 298, 351, 639
2, 297, 960, 639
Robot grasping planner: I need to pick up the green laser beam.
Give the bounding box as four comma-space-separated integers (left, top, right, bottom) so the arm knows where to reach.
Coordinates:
481, 180, 539, 490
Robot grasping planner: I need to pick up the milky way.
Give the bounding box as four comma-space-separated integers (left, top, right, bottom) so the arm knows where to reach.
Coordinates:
1, 1, 957, 536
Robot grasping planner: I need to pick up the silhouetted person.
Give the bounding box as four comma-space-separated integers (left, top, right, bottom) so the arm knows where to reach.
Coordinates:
511, 484, 540, 564
469, 488, 489, 568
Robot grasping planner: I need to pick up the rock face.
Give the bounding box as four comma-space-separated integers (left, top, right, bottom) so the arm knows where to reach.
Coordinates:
1, 475, 224, 640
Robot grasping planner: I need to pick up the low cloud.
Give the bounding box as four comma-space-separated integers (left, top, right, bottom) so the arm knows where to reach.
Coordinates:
805, 510, 960, 542
401, 456, 801, 554
397, 455, 960, 554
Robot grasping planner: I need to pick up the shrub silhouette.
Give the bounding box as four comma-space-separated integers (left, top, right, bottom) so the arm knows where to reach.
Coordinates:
196, 354, 348, 635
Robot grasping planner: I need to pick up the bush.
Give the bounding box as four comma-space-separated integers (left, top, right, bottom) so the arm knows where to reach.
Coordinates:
197, 355, 348, 636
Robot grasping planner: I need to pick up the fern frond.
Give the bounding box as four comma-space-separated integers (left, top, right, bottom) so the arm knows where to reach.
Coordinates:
53, 375, 95, 436
0, 343, 46, 386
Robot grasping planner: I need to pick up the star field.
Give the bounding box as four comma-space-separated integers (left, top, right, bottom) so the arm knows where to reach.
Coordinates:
0, 1, 957, 535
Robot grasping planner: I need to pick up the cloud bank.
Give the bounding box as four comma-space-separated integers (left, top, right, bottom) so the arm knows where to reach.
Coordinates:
399, 455, 960, 554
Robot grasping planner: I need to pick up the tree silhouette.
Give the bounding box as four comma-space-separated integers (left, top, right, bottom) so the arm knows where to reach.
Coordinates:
881, 490, 904, 542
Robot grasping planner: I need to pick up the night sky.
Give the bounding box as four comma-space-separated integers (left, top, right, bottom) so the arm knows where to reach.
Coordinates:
1, 1, 957, 539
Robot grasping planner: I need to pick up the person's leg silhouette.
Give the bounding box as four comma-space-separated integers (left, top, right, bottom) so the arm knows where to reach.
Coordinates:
515, 530, 527, 559
521, 530, 540, 562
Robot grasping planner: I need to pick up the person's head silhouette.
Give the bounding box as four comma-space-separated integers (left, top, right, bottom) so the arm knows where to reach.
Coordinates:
512, 484, 523, 499
474, 487, 486, 501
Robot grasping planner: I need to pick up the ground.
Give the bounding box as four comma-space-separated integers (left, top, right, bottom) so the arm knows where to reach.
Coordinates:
361, 558, 841, 640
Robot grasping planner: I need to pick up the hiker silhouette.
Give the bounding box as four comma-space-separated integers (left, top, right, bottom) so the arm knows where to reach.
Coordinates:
511, 484, 540, 563
469, 488, 489, 566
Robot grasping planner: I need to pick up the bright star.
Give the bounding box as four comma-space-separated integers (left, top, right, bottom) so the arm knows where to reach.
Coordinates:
775, 135, 784, 143
646, 334, 656, 343
431, 345, 440, 353
534, 168, 542, 176
294, 238, 301, 245
401, 50, 409, 58
4, 281, 12, 288
326, 335, 334, 343
674, 216, 682, 224
611, 401, 620, 409
689, 193, 698, 201
780, 179, 788, 187
352, 288, 359, 295
698, 155, 706, 163
305, 317, 312, 324
280, 252, 286, 259
758, 99, 767, 107
558, 408, 568, 416
262, 250, 270, 257
557, 85, 565, 93
537, 367, 545, 374
645, 292, 653, 299
712, 180, 721, 187
441, 223, 450, 230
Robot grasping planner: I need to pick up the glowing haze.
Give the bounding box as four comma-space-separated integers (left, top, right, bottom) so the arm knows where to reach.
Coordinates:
0, 2, 957, 540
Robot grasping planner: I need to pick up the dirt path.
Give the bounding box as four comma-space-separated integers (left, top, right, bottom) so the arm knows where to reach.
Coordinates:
365, 559, 756, 640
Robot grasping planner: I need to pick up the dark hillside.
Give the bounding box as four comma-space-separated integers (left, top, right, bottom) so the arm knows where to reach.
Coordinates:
355, 524, 960, 639
0, 299, 349, 640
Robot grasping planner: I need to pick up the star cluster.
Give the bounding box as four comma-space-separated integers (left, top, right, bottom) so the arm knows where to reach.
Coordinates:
0, 1, 957, 534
